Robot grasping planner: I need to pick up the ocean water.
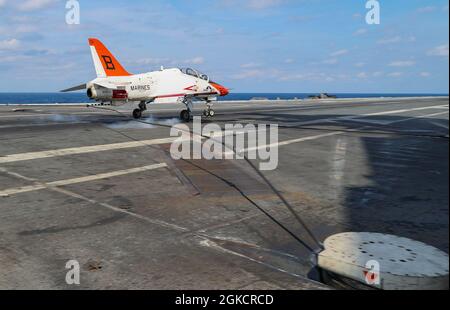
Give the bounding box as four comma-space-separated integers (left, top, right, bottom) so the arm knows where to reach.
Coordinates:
0, 92, 447, 105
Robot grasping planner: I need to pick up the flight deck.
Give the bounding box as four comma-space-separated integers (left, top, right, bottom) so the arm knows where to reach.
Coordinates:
0, 97, 448, 289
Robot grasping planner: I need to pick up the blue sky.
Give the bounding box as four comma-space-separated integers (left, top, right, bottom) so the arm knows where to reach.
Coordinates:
0, 0, 448, 93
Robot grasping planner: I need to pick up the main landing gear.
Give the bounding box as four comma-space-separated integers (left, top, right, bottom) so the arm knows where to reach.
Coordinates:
180, 98, 194, 122
133, 101, 147, 119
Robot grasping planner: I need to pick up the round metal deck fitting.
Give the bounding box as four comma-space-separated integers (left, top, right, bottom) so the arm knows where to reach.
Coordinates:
318, 232, 449, 290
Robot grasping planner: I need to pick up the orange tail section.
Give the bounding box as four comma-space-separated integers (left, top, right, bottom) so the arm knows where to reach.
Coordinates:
88, 38, 131, 77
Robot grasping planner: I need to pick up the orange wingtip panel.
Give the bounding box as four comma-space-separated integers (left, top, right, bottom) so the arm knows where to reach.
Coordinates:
88, 38, 131, 77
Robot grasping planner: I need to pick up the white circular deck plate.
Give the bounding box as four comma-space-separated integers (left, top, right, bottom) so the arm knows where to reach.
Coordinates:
318, 232, 449, 290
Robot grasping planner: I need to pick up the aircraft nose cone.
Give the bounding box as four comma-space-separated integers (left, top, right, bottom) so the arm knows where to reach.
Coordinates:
210, 82, 229, 96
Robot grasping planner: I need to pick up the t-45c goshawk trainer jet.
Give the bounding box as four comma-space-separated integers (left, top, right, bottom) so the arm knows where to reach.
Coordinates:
62, 38, 229, 122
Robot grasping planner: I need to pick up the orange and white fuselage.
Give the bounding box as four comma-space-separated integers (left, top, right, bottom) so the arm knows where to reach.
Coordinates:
62, 38, 229, 121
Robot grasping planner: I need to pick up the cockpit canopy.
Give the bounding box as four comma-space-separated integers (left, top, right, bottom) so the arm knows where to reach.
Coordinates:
180, 68, 209, 82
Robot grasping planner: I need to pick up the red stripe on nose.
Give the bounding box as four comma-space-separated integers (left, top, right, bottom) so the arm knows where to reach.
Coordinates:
210, 82, 229, 96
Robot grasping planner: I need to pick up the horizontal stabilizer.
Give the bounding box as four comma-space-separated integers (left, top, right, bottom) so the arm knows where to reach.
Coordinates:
60, 84, 86, 93
94, 81, 119, 90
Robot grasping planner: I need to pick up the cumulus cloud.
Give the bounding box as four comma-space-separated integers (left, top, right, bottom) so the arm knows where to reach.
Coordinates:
354, 28, 368, 36
417, 6, 436, 13
130, 56, 205, 67
221, 0, 283, 10
357, 72, 368, 78
0, 38, 20, 50
246, 0, 283, 10
17, 0, 57, 11
184, 57, 204, 65
377, 36, 402, 45
387, 72, 403, 77
279, 72, 344, 82
231, 69, 266, 79
240, 62, 261, 68
427, 44, 449, 57
373, 72, 384, 77
330, 49, 348, 57
322, 58, 338, 65
389, 60, 416, 67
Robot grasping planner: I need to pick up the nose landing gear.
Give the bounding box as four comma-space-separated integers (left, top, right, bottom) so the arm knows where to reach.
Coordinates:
203, 108, 215, 118
203, 101, 215, 118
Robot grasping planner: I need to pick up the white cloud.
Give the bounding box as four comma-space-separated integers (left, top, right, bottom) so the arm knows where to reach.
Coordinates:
132, 58, 173, 66
231, 69, 265, 80
240, 62, 261, 68
355, 62, 365, 67
0, 0, 7, 7
417, 6, 436, 13
387, 72, 403, 77
354, 28, 368, 36
222, 0, 283, 10
357, 72, 368, 78
420, 72, 431, 77
322, 58, 338, 65
427, 44, 449, 57
0, 38, 20, 50
184, 57, 205, 65
279, 72, 337, 82
330, 49, 348, 57
377, 36, 401, 45
246, 0, 283, 10
17, 0, 57, 11
389, 60, 416, 67
373, 72, 383, 77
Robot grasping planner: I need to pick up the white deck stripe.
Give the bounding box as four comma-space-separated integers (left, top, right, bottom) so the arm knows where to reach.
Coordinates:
354, 105, 448, 118
220, 131, 343, 156
429, 121, 449, 130
0, 130, 247, 164
0, 163, 167, 197
0, 138, 177, 164
244, 131, 343, 153
385, 111, 449, 125
1, 104, 448, 164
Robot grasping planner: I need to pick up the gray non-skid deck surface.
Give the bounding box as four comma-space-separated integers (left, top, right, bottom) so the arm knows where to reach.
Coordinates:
0, 97, 448, 289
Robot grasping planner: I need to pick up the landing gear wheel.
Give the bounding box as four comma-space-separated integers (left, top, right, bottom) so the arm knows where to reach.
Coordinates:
203, 109, 215, 118
133, 108, 143, 119
180, 109, 191, 122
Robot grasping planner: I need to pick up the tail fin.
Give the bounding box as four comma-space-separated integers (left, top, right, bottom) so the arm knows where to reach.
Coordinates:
88, 38, 131, 77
